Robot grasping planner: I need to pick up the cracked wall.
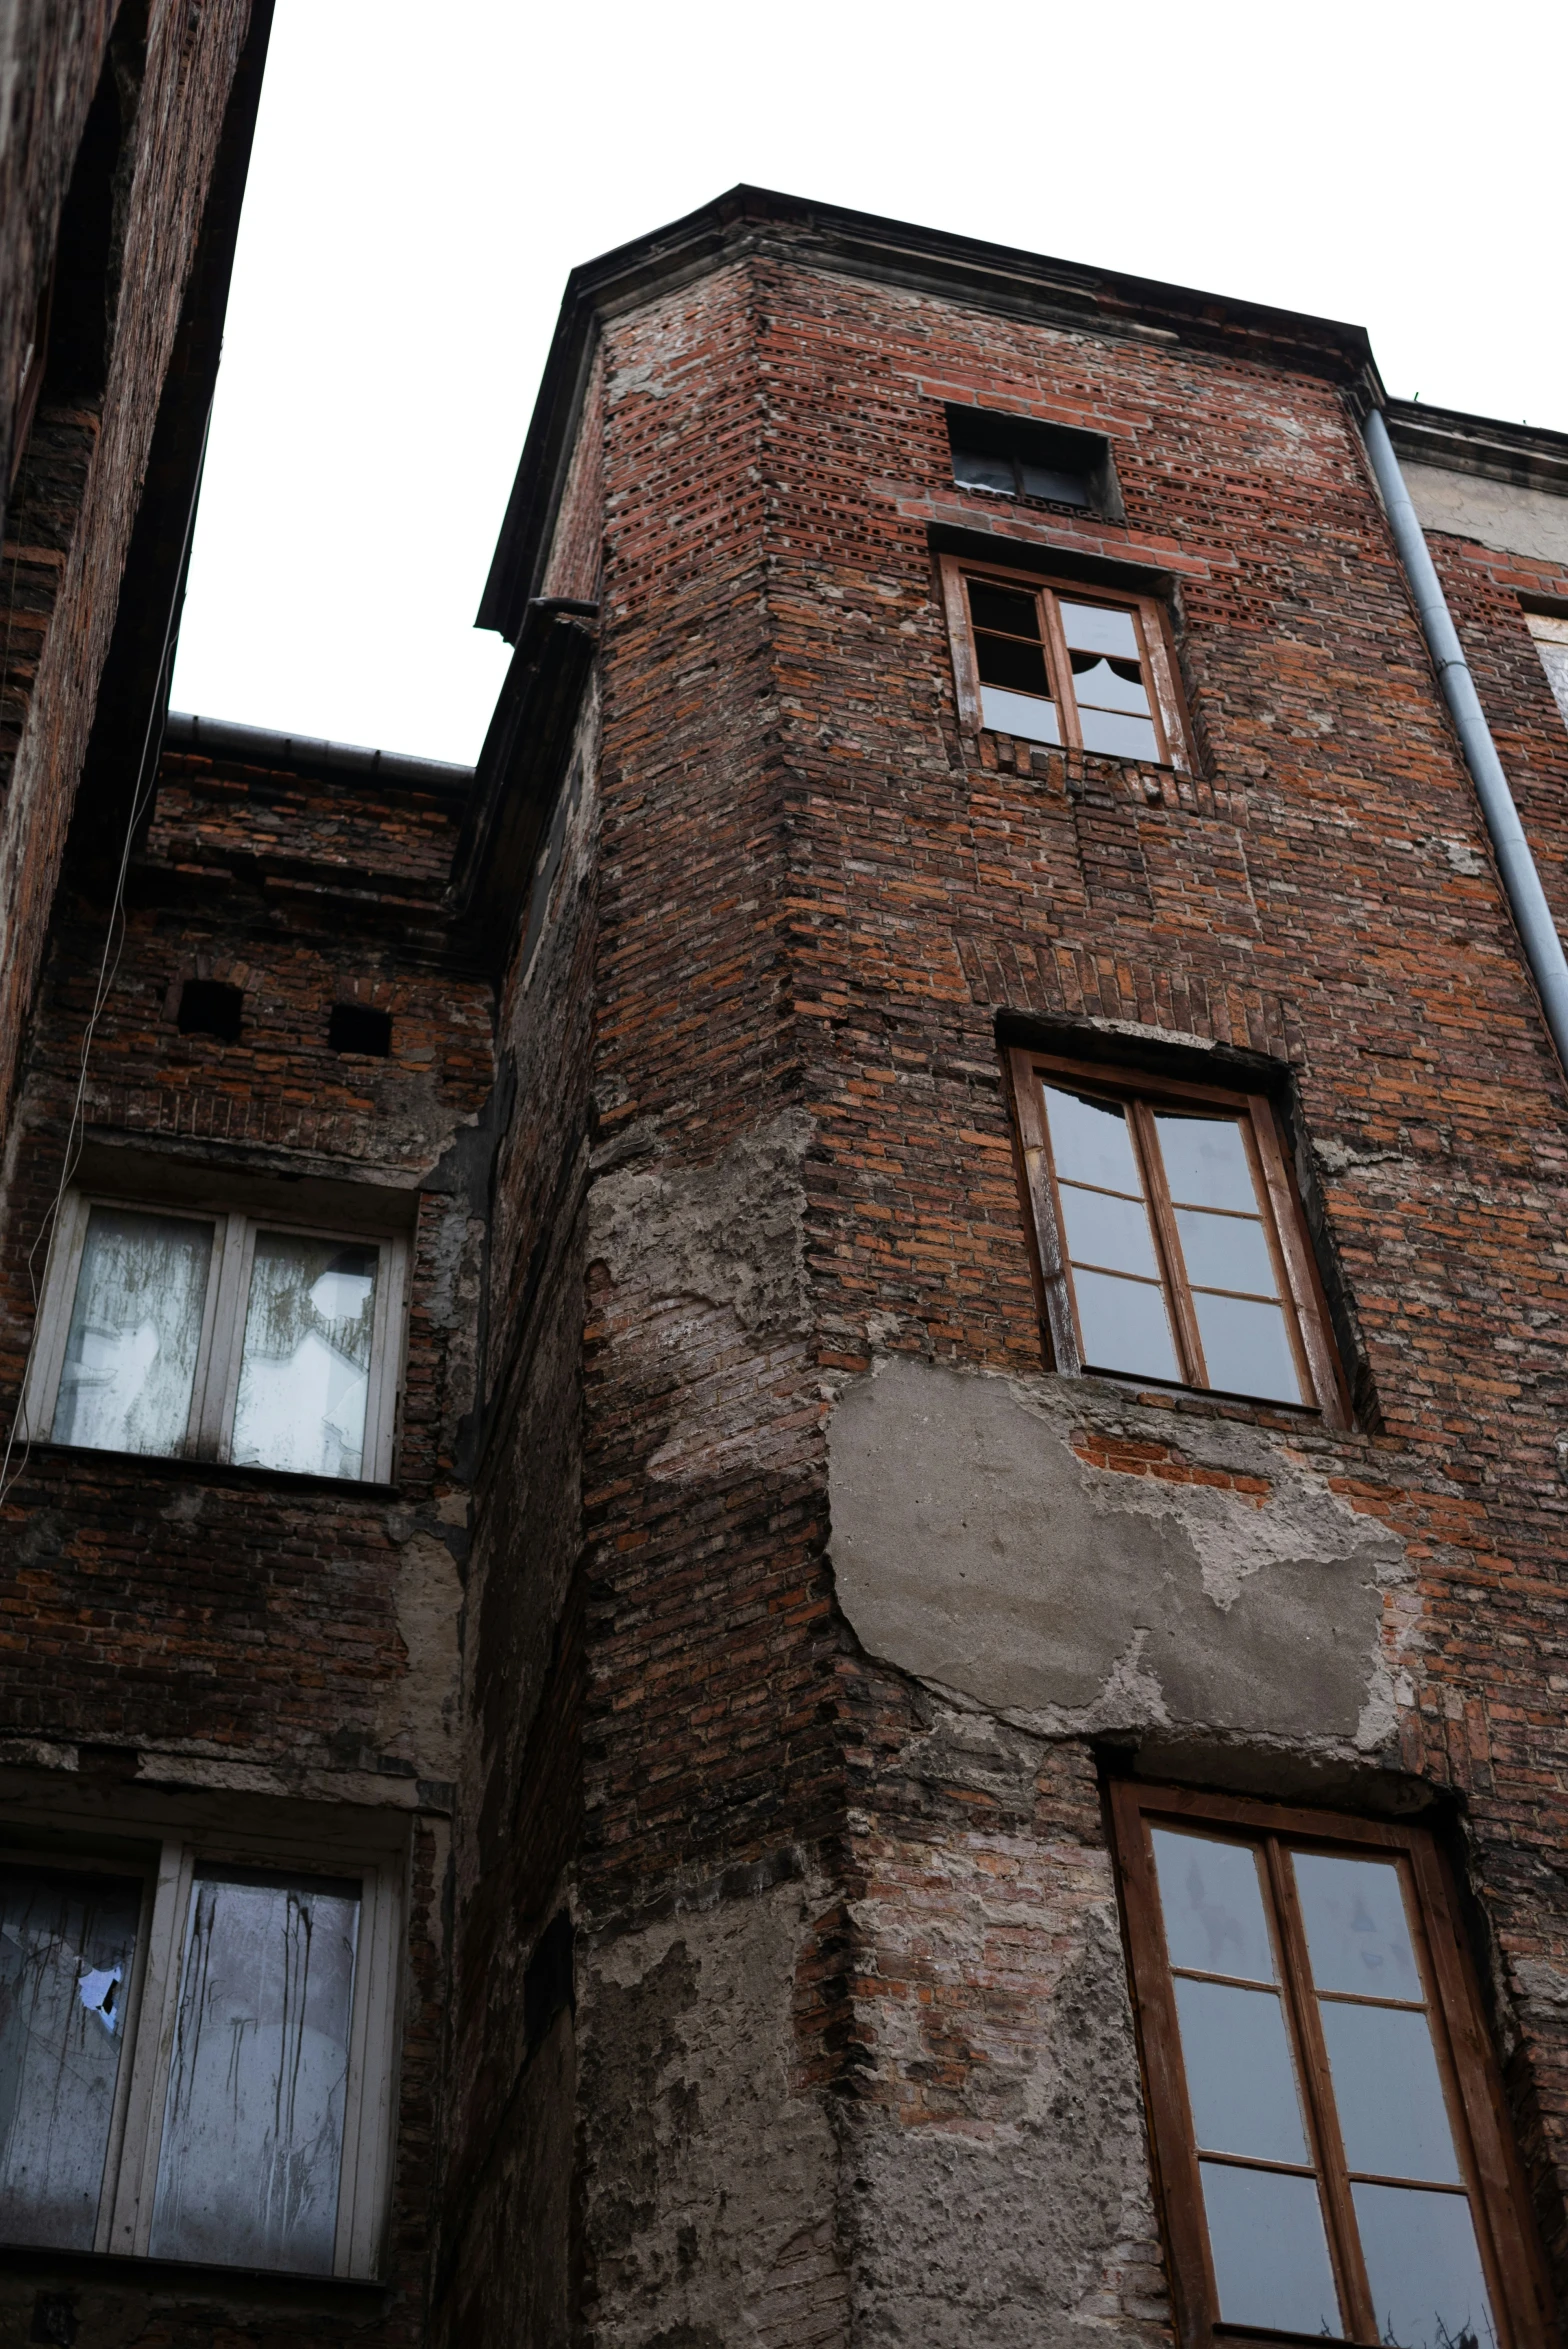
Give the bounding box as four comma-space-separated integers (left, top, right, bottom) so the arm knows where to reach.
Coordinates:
827, 1355, 1412, 1752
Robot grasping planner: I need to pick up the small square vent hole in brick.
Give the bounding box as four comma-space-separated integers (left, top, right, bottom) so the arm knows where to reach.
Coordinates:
329, 1003, 392, 1056
177, 980, 243, 1042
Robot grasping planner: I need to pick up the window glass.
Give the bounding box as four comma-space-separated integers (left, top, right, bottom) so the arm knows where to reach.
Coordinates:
1351, 2182, 1495, 2349
1174, 1976, 1310, 2163
1154, 1112, 1302, 1404
968, 577, 1060, 744
150, 1869, 360, 2273
1197, 2161, 1341, 2333
1044, 1086, 1179, 1380
952, 444, 1015, 496
1017, 459, 1090, 506
0, 1865, 142, 2249
52, 1208, 212, 1456
1293, 1852, 1422, 1999
1527, 613, 1568, 730
1061, 601, 1160, 761
231, 1236, 379, 1478
1319, 2002, 1461, 2183
1151, 1828, 1275, 1982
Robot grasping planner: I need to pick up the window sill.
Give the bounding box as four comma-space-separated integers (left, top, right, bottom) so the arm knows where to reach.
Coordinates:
1213, 2329, 1358, 2349
1068, 1366, 1337, 1434
972, 725, 1178, 778
0, 2240, 390, 2311
17, 1440, 400, 1500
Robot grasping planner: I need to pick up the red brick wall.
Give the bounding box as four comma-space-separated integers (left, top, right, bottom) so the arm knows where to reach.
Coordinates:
564, 245, 1568, 2329
0, 0, 257, 1149
0, 733, 493, 2345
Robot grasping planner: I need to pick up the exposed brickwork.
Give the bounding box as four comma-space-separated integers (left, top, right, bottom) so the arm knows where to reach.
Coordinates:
0, 0, 258, 1147
9, 174, 1568, 2347
520, 225, 1568, 2337
0, 728, 491, 2345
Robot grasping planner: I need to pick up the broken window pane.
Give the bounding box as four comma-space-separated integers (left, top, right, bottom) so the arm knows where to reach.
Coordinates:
0, 1865, 142, 2249
52, 1208, 213, 1456
150, 1869, 360, 2273
1060, 601, 1141, 660
1017, 459, 1090, 506
952, 444, 1016, 496
230, 1235, 378, 1478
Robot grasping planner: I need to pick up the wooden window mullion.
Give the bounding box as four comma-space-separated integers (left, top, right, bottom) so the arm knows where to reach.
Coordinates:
1037, 588, 1082, 751
1406, 1842, 1552, 2349
1130, 1101, 1205, 1388
1007, 1052, 1083, 1375
1264, 1837, 1376, 2340
1108, 1782, 1218, 2349
1246, 1101, 1347, 1426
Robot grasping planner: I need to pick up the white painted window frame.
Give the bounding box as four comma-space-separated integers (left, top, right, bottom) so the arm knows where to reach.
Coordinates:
20, 1188, 409, 1483
0, 1827, 404, 2280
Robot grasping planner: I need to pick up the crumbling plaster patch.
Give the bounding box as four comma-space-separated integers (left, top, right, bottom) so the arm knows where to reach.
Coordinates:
579, 1874, 844, 2348
1401, 461, 1568, 568
587, 1109, 815, 1484
844, 1904, 1169, 2349
589, 1108, 812, 1340
828, 1356, 1411, 1748
375, 1529, 463, 1782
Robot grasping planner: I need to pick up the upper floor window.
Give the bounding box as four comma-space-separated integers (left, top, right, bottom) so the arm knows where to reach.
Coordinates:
0, 1825, 400, 2276
940, 555, 1187, 767
1112, 1781, 1552, 2348
1526, 611, 1568, 730
945, 405, 1121, 517
22, 1189, 408, 1480
1008, 1048, 1346, 1422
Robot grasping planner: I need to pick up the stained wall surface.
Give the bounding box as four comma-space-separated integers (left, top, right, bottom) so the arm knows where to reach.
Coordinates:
536, 220, 1568, 2343
6, 179, 1568, 2349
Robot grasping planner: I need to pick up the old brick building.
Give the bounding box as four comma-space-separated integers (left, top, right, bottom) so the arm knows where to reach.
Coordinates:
6, 166, 1568, 2349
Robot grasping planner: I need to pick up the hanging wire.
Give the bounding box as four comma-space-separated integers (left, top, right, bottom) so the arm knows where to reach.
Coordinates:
0, 408, 212, 1507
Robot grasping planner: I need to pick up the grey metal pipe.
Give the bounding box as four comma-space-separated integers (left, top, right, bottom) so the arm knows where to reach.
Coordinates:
1362, 405, 1568, 1073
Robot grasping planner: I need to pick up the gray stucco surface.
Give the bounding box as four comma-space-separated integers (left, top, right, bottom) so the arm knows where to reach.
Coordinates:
827, 1358, 1407, 1744
1403, 461, 1568, 566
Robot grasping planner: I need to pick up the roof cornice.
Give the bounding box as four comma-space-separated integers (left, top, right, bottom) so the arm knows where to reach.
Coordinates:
478, 184, 1384, 643
1384, 398, 1568, 499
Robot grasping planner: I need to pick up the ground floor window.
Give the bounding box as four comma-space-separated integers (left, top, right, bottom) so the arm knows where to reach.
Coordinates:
0, 1829, 401, 2276
1111, 1781, 1552, 2348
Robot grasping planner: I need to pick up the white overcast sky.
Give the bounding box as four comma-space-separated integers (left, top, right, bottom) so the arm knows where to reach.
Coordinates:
170, 0, 1568, 766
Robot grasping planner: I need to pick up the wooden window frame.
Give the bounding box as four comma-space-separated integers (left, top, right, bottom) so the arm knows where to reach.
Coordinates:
19, 1186, 410, 1482
0, 1815, 404, 2279
1007, 1047, 1348, 1426
939, 552, 1192, 772
1110, 1780, 1555, 2349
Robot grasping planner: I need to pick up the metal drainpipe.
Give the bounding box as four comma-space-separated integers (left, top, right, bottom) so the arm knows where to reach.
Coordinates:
1361, 405, 1568, 1075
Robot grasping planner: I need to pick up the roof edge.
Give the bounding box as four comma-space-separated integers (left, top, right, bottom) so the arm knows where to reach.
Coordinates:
163, 711, 475, 794
1384, 398, 1568, 499
477, 184, 1386, 644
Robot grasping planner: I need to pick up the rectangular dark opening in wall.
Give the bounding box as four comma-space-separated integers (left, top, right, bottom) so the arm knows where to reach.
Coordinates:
177, 979, 242, 1042
946, 404, 1123, 519
329, 1003, 392, 1057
